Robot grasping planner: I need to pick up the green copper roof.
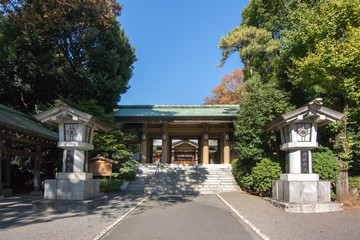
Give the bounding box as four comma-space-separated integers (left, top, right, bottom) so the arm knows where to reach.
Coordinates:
0, 104, 58, 140
113, 105, 239, 122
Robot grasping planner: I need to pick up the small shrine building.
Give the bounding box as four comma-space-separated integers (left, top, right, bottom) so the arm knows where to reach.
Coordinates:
114, 105, 239, 164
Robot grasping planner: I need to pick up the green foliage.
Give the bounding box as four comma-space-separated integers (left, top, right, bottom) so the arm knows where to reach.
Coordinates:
312, 146, 339, 183
115, 160, 138, 181
231, 158, 253, 190
235, 81, 294, 163
282, 0, 360, 111
100, 179, 124, 193
62, 99, 116, 126
221, 0, 360, 199
123, 159, 139, 168
232, 158, 281, 196
349, 176, 360, 189
251, 158, 282, 196
349, 127, 360, 175
218, 25, 280, 79
0, 1, 136, 114
90, 129, 137, 161
119, 167, 137, 181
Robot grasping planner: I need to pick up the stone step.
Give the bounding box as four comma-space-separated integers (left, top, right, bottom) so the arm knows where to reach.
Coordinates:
126, 164, 240, 195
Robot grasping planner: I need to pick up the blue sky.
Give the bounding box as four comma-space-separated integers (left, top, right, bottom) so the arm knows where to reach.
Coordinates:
118, 0, 248, 105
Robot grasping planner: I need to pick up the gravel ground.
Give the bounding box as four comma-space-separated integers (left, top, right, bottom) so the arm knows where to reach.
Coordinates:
219, 192, 360, 240
0, 194, 146, 240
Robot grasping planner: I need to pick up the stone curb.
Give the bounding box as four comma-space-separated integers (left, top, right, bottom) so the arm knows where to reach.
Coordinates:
216, 193, 270, 240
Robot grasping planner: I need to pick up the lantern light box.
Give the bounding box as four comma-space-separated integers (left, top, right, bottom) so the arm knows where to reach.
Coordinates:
263, 98, 345, 212
34, 100, 112, 201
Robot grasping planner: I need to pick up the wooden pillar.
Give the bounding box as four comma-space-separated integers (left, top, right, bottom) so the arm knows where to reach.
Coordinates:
202, 124, 209, 164
140, 123, 148, 163
32, 145, 42, 195
223, 136, 230, 164
162, 124, 169, 163
223, 125, 230, 164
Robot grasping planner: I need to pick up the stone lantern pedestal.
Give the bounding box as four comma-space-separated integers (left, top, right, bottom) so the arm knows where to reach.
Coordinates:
32, 100, 112, 211
264, 99, 344, 213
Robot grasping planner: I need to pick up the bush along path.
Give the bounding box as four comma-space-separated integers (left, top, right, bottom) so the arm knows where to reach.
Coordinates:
100, 160, 139, 193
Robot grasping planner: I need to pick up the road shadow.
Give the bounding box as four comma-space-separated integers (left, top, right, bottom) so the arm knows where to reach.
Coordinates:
0, 193, 144, 230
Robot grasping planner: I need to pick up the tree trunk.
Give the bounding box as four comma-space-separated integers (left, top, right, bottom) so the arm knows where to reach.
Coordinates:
335, 104, 350, 202
246, 59, 253, 77
336, 169, 349, 202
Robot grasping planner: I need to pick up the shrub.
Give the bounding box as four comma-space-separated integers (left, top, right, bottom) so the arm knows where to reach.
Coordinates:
119, 167, 137, 181
349, 176, 360, 189
232, 157, 281, 196
123, 159, 139, 167
251, 158, 282, 196
312, 146, 338, 183
231, 159, 253, 191
100, 179, 124, 193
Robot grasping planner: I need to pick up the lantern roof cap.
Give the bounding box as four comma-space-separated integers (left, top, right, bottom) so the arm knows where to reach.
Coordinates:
34, 100, 112, 131
263, 98, 345, 132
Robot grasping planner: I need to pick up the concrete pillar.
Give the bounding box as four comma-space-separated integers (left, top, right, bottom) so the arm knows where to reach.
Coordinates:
140, 123, 148, 163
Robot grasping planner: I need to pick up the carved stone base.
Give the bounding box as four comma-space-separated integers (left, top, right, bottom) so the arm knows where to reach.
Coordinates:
265, 198, 343, 213
273, 174, 331, 202
32, 196, 108, 212
44, 172, 100, 201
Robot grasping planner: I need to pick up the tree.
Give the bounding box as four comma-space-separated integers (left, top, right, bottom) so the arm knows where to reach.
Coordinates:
218, 25, 280, 78
91, 129, 136, 161
0, 0, 136, 114
280, 0, 360, 201
234, 80, 294, 164
225, 0, 360, 200
0, 0, 122, 25
204, 68, 245, 105
231, 80, 293, 194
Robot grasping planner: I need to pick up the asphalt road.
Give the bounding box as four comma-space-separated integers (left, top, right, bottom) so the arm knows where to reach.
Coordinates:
102, 194, 261, 240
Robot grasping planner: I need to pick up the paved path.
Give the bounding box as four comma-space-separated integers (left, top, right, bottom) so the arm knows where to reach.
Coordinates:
102, 194, 261, 240
219, 192, 360, 240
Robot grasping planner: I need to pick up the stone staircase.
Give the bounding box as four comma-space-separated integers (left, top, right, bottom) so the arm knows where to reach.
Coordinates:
125, 164, 240, 195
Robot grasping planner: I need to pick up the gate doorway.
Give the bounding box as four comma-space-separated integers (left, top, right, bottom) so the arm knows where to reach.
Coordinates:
150, 139, 162, 163
171, 138, 199, 164
209, 139, 220, 164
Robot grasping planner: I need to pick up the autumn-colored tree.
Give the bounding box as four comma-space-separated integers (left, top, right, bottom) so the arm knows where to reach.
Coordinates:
204, 68, 245, 105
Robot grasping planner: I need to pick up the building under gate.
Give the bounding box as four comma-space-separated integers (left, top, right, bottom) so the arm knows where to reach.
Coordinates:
113, 105, 239, 164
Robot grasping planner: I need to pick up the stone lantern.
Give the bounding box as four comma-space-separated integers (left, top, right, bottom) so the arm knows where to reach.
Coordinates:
263, 98, 344, 212
33, 100, 112, 203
